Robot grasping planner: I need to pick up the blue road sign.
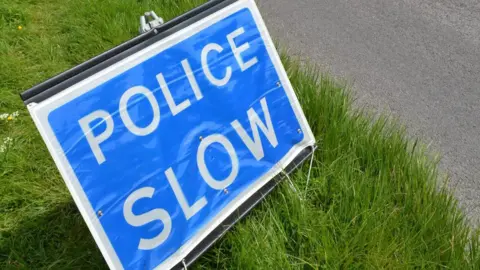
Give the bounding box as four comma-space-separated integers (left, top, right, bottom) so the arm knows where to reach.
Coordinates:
26, 0, 314, 269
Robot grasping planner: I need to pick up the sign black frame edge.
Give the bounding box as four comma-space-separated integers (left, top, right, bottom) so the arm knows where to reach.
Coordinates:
19, 0, 315, 268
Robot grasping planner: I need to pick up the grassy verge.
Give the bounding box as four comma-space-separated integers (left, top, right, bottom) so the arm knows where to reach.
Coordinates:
1, 0, 479, 269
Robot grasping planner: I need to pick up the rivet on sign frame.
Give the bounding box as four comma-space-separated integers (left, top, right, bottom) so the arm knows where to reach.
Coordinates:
223, 189, 229, 194
97, 210, 103, 217
276, 81, 281, 87
297, 129, 302, 134
199, 136, 203, 141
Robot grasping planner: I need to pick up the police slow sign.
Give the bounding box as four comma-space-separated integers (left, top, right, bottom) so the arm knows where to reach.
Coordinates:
24, 0, 314, 269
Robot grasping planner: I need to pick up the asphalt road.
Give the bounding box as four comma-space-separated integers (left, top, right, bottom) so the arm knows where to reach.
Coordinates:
258, 0, 480, 223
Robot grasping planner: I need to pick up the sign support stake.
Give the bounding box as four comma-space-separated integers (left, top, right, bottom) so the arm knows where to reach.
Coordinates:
304, 145, 316, 195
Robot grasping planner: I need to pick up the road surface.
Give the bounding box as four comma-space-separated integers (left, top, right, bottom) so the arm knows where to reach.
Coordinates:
258, 0, 480, 223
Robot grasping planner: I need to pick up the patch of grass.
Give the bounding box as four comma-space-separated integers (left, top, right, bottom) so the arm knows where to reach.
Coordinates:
1, 0, 479, 269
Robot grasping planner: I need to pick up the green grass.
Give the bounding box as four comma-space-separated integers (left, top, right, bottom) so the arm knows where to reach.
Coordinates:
1, 0, 479, 269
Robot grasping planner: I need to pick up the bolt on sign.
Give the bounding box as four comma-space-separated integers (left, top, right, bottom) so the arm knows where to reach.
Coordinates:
21, 0, 315, 269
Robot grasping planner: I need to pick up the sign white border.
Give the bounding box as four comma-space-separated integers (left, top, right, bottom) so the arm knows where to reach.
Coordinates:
27, 0, 315, 269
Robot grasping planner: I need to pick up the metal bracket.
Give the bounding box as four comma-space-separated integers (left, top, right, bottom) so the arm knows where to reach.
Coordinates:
139, 11, 164, 34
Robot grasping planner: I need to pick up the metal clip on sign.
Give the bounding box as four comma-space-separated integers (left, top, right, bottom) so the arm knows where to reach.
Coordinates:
139, 11, 164, 34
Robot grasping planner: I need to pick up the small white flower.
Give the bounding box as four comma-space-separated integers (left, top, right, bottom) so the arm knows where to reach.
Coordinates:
0, 111, 19, 121
0, 137, 12, 153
